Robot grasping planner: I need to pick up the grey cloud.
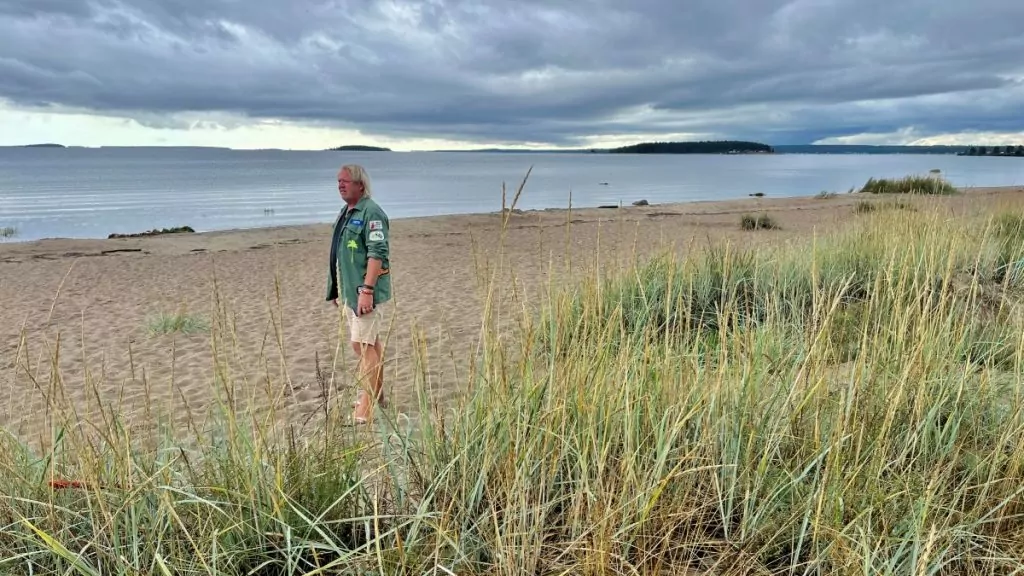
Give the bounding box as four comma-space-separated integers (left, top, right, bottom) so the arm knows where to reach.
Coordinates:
1, 0, 1023, 146
0, 0, 96, 18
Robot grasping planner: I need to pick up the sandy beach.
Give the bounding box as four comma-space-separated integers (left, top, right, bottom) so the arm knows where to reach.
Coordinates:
3, 185, 1023, 446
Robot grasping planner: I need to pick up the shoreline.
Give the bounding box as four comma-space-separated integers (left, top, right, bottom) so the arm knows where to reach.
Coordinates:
3, 184, 1021, 255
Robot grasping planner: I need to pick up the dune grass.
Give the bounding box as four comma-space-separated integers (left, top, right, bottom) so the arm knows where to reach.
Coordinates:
1, 226, 16, 239
2, 186, 1024, 574
855, 199, 917, 214
145, 309, 209, 335
740, 212, 779, 230
858, 174, 958, 195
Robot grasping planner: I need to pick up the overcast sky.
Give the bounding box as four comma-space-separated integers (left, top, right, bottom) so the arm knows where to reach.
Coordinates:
1, 0, 1023, 149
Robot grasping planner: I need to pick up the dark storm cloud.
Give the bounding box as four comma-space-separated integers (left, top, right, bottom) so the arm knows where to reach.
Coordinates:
1, 0, 1023, 145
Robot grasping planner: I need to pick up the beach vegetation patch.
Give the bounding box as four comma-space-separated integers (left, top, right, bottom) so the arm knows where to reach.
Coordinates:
858, 173, 958, 195
740, 212, 778, 230
146, 310, 208, 335
855, 199, 916, 214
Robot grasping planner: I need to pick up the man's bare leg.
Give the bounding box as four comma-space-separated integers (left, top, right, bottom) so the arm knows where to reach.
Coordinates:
352, 338, 385, 422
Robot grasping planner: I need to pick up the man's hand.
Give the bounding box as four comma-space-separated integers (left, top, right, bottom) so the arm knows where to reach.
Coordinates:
357, 292, 374, 316
331, 298, 338, 307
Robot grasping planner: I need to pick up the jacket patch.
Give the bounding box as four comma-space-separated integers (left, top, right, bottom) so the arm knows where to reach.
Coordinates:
350, 219, 363, 226
368, 230, 385, 241
369, 220, 383, 230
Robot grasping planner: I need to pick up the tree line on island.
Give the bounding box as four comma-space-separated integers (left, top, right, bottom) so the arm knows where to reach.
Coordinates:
604, 142, 1022, 156
607, 140, 775, 154
325, 145, 392, 151
959, 145, 1024, 156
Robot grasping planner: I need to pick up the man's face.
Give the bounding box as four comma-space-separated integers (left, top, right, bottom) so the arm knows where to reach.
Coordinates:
338, 169, 363, 203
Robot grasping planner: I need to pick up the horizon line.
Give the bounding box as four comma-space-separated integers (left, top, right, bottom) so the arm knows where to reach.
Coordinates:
0, 142, 988, 153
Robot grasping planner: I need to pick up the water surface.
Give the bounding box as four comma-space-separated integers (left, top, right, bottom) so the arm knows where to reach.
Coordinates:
1, 148, 1021, 242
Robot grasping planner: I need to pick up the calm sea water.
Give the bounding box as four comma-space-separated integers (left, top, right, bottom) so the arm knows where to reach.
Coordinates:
1, 147, 1022, 242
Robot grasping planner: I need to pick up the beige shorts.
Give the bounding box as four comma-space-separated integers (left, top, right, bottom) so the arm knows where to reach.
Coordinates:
343, 301, 389, 345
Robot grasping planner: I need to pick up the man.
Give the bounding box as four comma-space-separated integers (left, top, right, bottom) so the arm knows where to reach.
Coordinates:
326, 164, 392, 424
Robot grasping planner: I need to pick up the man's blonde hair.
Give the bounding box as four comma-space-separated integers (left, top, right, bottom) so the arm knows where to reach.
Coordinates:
342, 164, 373, 197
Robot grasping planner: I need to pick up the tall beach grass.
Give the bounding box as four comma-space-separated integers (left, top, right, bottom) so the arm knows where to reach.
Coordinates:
858, 174, 958, 195
2, 183, 1024, 574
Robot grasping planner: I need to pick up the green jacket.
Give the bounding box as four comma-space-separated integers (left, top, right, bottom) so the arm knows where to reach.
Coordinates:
325, 195, 392, 312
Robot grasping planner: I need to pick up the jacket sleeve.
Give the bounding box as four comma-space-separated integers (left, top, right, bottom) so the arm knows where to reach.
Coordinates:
363, 208, 390, 262
325, 214, 343, 300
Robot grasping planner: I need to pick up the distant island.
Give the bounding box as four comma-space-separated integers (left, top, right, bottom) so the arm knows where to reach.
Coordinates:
608, 140, 774, 154
15, 143, 66, 148
436, 143, 994, 155
326, 145, 392, 152
958, 145, 1024, 157
773, 144, 968, 155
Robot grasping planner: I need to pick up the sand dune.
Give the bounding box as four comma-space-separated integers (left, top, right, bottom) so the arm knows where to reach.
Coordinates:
2, 186, 1022, 447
